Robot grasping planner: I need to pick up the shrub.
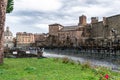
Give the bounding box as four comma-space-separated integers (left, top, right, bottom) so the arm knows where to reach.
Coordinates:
24, 66, 36, 73
53, 58, 59, 62
81, 61, 91, 70
77, 60, 81, 65
0, 69, 6, 74
62, 57, 70, 64
69, 60, 75, 65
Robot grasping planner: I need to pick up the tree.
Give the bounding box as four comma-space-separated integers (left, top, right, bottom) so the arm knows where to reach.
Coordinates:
0, 0, 14, 64
6, 0, 14, 13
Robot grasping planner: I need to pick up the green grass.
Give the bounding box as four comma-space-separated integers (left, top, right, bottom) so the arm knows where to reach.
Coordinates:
0, 58, 119, 80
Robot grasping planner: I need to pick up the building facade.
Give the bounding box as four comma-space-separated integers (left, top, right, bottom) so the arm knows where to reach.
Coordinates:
16, 32, 35, 47
4, 27, 14, 48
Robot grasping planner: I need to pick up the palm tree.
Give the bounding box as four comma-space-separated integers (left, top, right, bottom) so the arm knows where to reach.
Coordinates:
0, 0, 14, 64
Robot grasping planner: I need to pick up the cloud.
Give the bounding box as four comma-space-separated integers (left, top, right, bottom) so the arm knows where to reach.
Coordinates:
15, 0, 62, 12
34, 24, 48, 32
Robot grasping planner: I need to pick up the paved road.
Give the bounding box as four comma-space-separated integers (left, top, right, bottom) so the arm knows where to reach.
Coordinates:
43, 51, 120, 72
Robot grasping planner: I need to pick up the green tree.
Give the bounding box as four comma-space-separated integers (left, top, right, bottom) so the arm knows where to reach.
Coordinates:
0, 0, 14, 64
6, 0, 14, 13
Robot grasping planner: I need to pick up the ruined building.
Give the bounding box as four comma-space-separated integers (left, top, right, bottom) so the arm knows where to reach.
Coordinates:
48, 14, 120, 47
48, 15, 87, 47
34, 33, 48, 47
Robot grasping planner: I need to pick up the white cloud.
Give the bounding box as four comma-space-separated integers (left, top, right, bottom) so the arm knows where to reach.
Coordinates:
35, 24, 48, 28
68, 6, 84, 13
85, 5, 112, 16
34, 24, 49, 32
6, 15, 22, 24
15, 0, 62, 12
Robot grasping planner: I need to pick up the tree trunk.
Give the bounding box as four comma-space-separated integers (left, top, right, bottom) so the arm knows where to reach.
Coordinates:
0, 0, 7, 64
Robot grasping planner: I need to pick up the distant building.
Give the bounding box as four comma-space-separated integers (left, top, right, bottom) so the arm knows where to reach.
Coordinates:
4, 27, 14, 48
48, 14, 120, 47
48, 15, 86, 47
15, 14, 120, 48
34, 33, 48, 47
49, 23, 63, 36
16, 32, 35, 47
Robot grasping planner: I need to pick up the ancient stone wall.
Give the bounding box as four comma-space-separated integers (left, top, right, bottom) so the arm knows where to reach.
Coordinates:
91, 21, 104, 38
90, 14, 120, 39
107, 15, 120, 35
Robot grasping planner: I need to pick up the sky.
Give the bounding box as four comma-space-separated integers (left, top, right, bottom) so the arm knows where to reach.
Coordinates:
6, 0, 120, 37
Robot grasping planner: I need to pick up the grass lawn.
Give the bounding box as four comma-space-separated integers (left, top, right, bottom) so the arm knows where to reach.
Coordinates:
0, 58, 120, 80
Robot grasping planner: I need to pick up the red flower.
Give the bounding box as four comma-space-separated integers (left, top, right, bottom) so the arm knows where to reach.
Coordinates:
104, 74, 109, 79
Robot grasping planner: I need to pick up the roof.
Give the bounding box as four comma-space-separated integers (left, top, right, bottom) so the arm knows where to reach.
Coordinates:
49, 23, 63, 26
60, 25, 79, 32
16, 32, 33, 35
